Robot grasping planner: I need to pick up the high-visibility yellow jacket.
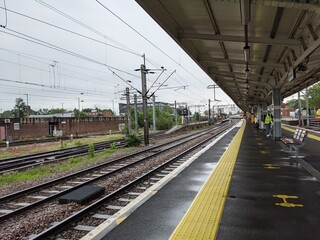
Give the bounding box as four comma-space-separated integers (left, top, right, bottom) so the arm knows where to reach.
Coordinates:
265, 114, 272, 124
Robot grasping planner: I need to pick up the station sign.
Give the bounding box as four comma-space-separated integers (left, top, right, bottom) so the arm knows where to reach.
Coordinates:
288, 68, 296, 82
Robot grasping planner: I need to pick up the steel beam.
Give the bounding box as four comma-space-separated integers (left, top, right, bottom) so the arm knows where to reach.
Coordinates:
200, 56, 283, 69
179, 33, 299, 47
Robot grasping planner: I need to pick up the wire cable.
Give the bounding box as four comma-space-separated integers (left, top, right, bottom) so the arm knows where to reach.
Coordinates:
0, 77, 114, 96
107, 68, 142, 94
0, 6, 141, 57
149, 70, 176, 97
0, 47, 140, 79
0, 0, 7, 28
35, 0, 134, 53
96, 0, 209, 88
0, 28, 140, 78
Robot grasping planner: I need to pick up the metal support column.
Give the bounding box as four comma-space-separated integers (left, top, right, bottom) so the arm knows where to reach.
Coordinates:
306, 87, 310, 127
298, 91, 303, 126
273, 88, 282, 140
261, 101, 268, 130
257, 104, 261, 125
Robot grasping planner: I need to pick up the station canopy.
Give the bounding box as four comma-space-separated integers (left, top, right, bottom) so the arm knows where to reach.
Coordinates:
136, 0, 320, 111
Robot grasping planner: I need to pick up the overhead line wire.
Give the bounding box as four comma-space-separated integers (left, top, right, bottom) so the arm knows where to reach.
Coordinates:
35, 0, 135, 53
0, 77, 114, 96
0, 6, 141, 57
95, 0, 209, 88
0, 47, 139, 79
0, 28, 140, 78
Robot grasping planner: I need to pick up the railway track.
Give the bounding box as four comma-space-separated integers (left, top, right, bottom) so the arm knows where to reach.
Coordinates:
0, 131, 172, 174
0, 122, 236, 239
0, 139, 126, 174
0, 131, 124, 148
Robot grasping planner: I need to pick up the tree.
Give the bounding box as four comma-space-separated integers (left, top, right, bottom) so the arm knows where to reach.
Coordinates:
308, 82, 320, 109
1, 110, 13, 118
12, 98, 28, 118
48, 108, 64, 114
193, 112, 200, 121
286, 99, 299, 110
73, 108, 87, 118
130, 104, 175, 130
82, 108, 92, 113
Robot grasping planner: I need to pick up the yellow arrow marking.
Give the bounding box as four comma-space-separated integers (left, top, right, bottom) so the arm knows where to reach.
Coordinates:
260, 150, 269, 154
273, 194, 303, 208
263, 164, 280, 169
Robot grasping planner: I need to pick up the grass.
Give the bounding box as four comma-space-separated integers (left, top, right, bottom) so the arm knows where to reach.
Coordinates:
0, 134, 124, 159
0, 147, 132, 187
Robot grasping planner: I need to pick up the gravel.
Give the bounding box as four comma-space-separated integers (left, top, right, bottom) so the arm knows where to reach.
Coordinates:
0, 129, 212, 239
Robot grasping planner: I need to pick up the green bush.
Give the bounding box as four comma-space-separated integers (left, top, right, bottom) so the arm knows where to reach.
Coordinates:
75, 140, 83, 146
156, 115, 174, 130
125, 133, 141, 147
120, 124, 129, 135
88, 143, 95, 158
110, 142, 117, 150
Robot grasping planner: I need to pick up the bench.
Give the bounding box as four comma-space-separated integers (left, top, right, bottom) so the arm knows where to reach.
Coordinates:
281, 128, 308, 158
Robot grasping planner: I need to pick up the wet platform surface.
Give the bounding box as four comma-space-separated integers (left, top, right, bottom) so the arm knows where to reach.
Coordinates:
102, 121, 320, 240
217, 123, 320, 239
103, 127, 240, 240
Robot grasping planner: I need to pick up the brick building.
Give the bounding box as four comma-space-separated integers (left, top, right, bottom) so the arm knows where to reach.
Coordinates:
0, 117, 126, 141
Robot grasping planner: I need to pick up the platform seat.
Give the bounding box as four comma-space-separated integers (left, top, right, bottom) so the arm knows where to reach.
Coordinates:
281, 128, 308, 158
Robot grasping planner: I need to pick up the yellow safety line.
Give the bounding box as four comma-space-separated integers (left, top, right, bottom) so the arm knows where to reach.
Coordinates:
282, 125, 320, 141
170, 122, 245, 240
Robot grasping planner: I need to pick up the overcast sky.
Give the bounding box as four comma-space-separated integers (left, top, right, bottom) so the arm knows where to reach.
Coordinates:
0, 0, 237, 115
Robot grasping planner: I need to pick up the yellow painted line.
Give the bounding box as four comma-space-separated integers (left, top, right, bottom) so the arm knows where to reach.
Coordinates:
282, 125, 320, 141
170, 121, 245, 240
273, 194, 303, 208
263, 164, 280, 169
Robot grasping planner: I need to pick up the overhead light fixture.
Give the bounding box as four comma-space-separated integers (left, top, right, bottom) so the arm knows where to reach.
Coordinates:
240, 0, 251, 25
243, 46, 250, 63
245, 68, 250, 80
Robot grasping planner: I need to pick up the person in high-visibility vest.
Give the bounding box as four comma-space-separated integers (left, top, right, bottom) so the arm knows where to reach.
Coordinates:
264, 111, 273, 137
317, 108, 320, 119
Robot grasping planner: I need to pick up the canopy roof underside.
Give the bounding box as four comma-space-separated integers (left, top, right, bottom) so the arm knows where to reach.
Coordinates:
136, 0, 320, 110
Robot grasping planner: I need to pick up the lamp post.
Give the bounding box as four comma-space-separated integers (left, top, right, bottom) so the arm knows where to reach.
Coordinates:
76, 93, 84, 137
23, 93, 29, 117
61, 103, 64, 116
207, 85, 220, 123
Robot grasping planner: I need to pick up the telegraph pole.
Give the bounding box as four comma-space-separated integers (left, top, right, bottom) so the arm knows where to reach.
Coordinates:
140, 61, 149, 145
26, 94, 29, 117
207, 84, 219, 124
175, 100, 178, 126
152, 95, 156, 130
134, 94, 138, 133
136, 54, 166, 145
208, 99, 211, 124
126, 87, 132, 134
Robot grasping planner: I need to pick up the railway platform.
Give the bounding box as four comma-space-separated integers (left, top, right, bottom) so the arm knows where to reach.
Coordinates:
91, 120, 320, 240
